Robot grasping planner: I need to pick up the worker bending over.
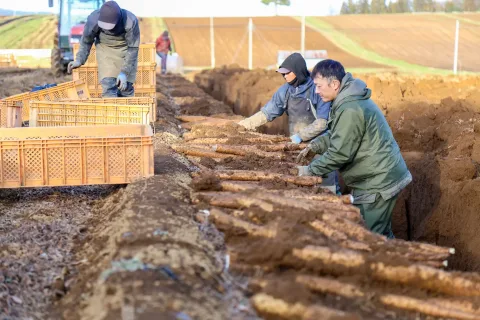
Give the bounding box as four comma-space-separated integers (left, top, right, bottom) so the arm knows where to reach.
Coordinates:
68, 1, 140, 98
296, 59, 412, 238
238, 52, 337, 193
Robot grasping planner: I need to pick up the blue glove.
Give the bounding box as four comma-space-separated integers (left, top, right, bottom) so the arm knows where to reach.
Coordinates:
116, 72, 127, 91
290, 134, 302, 144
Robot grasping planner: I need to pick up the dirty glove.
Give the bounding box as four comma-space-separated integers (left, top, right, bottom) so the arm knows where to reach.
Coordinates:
297, 166, 312, 177
67, 60, 82, 74
295, 144, 313, 164
237, 111, 268, 131
290, 134, 302, 144
116, 72, 128, 91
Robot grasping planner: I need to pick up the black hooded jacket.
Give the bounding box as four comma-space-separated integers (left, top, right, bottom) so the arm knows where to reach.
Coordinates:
279, 52, 310, 87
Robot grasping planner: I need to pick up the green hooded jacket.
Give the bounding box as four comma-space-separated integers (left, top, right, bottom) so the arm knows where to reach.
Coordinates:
308, 73, 412, 200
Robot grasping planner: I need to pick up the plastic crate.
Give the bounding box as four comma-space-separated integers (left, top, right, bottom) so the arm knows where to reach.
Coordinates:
73, 63, 156, 91
29, 101, 150, 127
72, 66, 99, 91
0, 124, 153, 188
0, 80, 90, 123
64, 97, 156, 122
135, 64, 157, 89
72, 43, 156, 67
0, 101, 22, 128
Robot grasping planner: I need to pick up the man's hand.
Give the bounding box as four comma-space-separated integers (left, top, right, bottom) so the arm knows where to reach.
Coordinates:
295, 144, 313, 164
296, 166, 312, 177
67, 60, 82, 74
116, 72, 128, 91
290, 134, 302, 144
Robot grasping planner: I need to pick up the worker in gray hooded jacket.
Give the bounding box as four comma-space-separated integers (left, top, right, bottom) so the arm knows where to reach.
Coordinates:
238, 52, 338, 193
67, 1, 140, 97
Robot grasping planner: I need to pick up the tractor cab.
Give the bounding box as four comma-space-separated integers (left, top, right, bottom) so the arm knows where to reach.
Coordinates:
49, 0, 104, 75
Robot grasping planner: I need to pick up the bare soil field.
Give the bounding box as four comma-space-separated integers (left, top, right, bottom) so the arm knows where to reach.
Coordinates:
164, 17, 386, 69
4, 66, 480, 319
195, 67, 480, 274
317, 14, 480, 72
138, 17, 168, 44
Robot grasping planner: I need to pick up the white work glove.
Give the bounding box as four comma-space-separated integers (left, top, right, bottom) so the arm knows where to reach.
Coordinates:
116, 72, 128, 91
297, 166, 312, 177
290, 134, 302, 144
237, 111, 268, 131
295, 144, 313, 164
67, 60, 82, 74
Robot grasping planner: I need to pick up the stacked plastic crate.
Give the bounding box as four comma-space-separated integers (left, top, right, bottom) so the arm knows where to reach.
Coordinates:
72, 43, 157, 122
0, 80, 154, 188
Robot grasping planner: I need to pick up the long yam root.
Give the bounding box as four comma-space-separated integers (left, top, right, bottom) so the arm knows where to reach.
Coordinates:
195, 170, 323, 186
251, 293, 357, 320
380, 294, 479, 320
295, 275, 366, 298
172, 145, 237, 159
209, 208, 276, 238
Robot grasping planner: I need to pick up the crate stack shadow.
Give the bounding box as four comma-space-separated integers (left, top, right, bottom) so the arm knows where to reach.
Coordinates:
0, 44, 157, 188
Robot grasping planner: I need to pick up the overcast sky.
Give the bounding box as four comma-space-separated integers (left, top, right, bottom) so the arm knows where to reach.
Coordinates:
0, 0, 343, 17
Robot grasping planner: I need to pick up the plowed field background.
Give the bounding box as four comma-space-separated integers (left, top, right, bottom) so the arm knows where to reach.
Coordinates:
0, 15, 56, 49
164, 17, 385, 69
315, 14, 480, 72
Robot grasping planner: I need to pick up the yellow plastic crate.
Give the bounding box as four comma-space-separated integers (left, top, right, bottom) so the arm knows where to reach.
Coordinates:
0, 124, 153, 188
64, 97, 156, 122
135, 64, 157, 89
0, 54, 17, 68
87, 88, 157, 121
0, 80, 90, 124
73, 63, 156, 91
72, 66, 99, 91
29, 101, 150, 127
0, 101, 22, 128
72, 43, 156, 67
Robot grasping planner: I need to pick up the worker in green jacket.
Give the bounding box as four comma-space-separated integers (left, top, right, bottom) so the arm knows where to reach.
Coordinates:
296, 59, 412, 238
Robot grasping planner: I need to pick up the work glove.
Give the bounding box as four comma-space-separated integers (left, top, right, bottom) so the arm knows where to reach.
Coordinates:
295, 144, 313, 164
290, 134, 302, 144
116, 72, 128, 91
237, 111, 268, 131
67, 60, 82, 74
297, 166, 312, 177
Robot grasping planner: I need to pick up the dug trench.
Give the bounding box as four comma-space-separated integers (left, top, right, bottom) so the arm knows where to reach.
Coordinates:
195, 66, 480, 273
1, 70, 257, 319
4, 67, 480, 319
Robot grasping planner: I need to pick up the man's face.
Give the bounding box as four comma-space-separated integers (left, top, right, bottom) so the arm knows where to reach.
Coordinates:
314, 75, 340, 102
283, 71, 296, 83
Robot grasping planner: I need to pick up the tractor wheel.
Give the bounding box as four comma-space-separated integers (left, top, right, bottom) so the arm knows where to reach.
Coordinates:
51, 46, 64, 77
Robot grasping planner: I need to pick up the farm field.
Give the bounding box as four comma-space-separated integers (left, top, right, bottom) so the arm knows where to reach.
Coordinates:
5, 10, 480, 320
0, 15, 56, 49
314, 13, 480, 72
164, 17, 386, 69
